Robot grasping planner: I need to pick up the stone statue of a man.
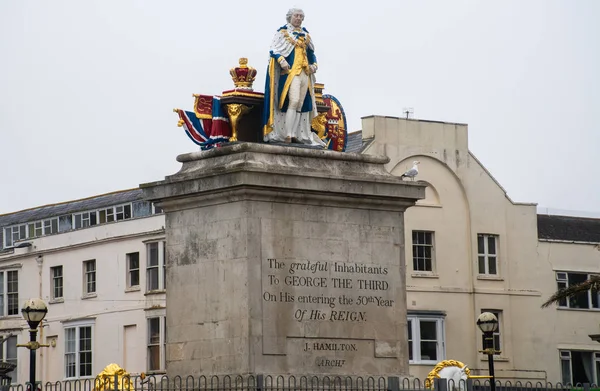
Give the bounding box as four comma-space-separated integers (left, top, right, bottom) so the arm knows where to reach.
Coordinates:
262, 8, 325, 147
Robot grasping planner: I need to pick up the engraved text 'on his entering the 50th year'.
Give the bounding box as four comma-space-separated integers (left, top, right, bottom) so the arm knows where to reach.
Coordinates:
262, 258, 395, 323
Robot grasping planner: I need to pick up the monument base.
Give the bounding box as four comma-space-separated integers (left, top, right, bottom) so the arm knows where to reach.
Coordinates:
260, 140, 325, 149
141, 143, 425, 377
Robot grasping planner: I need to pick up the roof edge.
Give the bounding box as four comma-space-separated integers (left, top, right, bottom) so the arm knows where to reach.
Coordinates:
360, 114, 468, 127
0, 187, 141, 218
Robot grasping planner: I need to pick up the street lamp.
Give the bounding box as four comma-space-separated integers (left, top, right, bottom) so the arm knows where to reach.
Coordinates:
17, 299, 48, 391
477, 312, 499, 391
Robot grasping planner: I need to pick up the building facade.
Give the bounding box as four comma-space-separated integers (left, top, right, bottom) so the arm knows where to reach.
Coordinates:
356, 115, 600, 383
536, 214, 600, 385
0, 190, 167, 383
0, 116, 598, 384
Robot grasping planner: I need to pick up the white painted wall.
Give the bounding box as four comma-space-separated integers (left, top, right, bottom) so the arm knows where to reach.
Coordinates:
0, 215, 166, 383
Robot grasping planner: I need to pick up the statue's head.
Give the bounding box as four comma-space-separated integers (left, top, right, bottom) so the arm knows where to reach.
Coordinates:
286, 8, 305, 28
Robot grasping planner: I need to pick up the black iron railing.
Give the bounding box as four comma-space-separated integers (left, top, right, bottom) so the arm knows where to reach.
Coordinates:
5, 375, 598, 391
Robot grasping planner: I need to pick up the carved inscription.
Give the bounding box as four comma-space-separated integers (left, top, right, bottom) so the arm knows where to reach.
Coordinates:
285, 338, 382, 372
316, 358, 346, 368
262, 258, 396, 324
303, 341, 358, 352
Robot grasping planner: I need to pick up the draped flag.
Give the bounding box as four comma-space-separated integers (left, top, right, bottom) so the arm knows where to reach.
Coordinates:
209, 96, 231, 140
174, 96, 231, 150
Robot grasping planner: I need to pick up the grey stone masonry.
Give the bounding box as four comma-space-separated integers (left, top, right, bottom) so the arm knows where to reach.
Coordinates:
140, 142, 425, 377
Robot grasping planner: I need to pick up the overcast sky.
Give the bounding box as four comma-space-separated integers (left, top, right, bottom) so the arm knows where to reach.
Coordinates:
1, 1, 598, 215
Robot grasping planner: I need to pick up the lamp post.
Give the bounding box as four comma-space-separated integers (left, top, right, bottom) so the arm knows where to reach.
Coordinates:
477, 312, 499, 391
17, 299, 48, 391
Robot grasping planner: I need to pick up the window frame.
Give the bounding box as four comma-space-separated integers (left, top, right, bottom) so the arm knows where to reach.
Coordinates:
0, 270, 20, 317
3, 225, 26, 248
98, 203, 132, 224
146, 242, 166, 292
2, 203, 138, 248
126, 252, 140, 289
560, 350, 600, 385
28, 221, 43, 238
73, 211, 98, 230
0, 334, 18, 383
3, 218, 59, 247
43, 218, 59, 235
115, 204, 132, 221
64, 322, 94, 379
596, 352, 600, 386
152, 203, 164, 214
83, 260, 96, 295
51, 266, 64, 300
147, 316, 166, 372
477, 233, 499, 275
1, 201, 144, 247
411, 230, 435, 273
407, 315, 445, 365
556, 272, 600, 310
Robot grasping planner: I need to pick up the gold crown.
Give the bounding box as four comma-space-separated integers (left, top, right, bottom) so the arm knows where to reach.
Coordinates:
230, 58, 257, 90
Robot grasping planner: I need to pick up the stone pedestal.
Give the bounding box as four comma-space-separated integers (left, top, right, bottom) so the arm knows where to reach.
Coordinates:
141, 143, 425, 377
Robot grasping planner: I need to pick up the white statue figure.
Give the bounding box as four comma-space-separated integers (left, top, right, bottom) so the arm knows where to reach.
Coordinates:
426, 360, 471, 391
261, 8, 326, 147
437, 366, 469, 391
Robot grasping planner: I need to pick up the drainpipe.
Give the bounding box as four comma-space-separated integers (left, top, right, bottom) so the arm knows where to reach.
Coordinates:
36, 255, 44, 384
464, 205, 478, 368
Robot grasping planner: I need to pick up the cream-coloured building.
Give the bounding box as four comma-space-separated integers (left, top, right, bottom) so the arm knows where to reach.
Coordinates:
355, 115, 600, 384
0, 115, 598, 384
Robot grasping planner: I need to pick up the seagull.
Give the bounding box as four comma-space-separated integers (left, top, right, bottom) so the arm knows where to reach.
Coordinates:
400, 160, 420, 181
